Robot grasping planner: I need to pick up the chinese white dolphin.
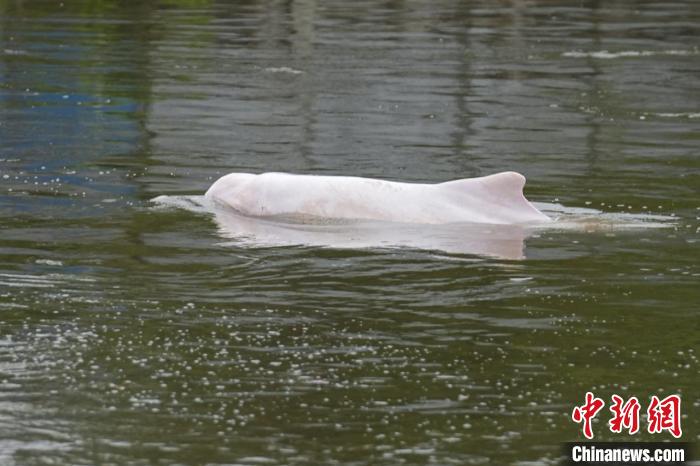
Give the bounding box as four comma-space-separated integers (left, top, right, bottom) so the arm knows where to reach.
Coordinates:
205, 171, 551, 225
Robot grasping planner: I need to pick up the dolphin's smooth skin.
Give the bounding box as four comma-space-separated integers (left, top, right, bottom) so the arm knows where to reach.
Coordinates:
205, 172, 551, 225
209, 207, 530, 259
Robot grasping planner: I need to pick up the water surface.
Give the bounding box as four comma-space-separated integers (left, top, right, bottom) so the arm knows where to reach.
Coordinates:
1, 1, 699, 465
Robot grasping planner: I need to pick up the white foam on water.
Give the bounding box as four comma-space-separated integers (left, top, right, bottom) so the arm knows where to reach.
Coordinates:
562, 49, 698, 59
534, 202, 676, 231
0, 273, 57, 288
263, 66, 304, 75
652, 112, 700, 119
150, 194, 212, 214
35, 259, 64, 266
2, 49, 27, 56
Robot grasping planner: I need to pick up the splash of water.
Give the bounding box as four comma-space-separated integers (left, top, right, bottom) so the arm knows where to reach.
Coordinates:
151, 195, 675, 260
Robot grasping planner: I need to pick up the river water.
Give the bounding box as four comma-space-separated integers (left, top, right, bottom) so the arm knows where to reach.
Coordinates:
1, 1, 698, 465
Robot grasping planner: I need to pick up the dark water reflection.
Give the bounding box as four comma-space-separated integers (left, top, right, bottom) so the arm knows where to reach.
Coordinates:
1, 0, 699, 465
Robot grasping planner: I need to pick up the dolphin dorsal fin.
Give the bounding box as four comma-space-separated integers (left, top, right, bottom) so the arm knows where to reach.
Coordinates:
438, 171, 551, 223
440, 171, 526, 204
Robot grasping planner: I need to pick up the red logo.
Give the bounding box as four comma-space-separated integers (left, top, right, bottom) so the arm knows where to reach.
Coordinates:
572, 392, 605, 439
572, 393, 682, 439
609, 395, 641, 435
647, 394, 682, 438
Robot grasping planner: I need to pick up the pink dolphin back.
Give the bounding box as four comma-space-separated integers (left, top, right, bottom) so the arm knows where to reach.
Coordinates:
205, 171, 551, 225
